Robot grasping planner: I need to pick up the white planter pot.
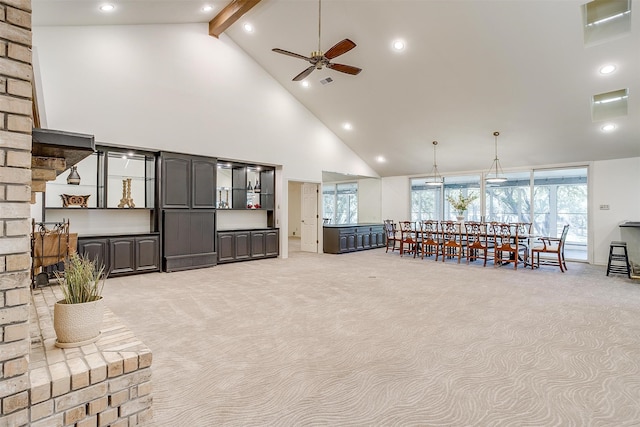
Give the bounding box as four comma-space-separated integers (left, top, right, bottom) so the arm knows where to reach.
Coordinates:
54, 297, 104, 348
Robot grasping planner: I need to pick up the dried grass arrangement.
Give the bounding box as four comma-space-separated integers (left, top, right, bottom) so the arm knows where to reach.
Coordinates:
55, 252, 105, 304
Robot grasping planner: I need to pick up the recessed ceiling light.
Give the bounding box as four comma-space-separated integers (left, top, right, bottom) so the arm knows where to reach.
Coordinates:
599, 64, 616, 74
601, 123, 616, 132
301, 81, 310, 88
243, 23, 254, 33
202, 5, 213, 12
376, 156, 386, 163
99, 3, 115, 12
392, 40, 405, 51
343, 123, 353, 131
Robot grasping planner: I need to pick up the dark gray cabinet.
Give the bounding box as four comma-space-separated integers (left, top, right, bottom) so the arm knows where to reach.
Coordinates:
161, 152, 216, 209
217, 228, 279, 264
160, 152, 217, 272
77, 238, 109, 270
323, 224, 385, 254
78, 234, 159, 277
163, 210, 216, 272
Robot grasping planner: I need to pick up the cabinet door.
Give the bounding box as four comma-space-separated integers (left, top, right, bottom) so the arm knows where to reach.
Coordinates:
347, 234, 356, 251
161, 154, 191, 208
163, 211, 191, 257
231, 167, 247, 209
235, 232, 250, 260
250, 231, 266, 258
190, 211, 216, 255
77, 238, 109, 272
217, 232, 235, 263
192, 158, 217, 209
259, 169, 275, 210
136, 236, 159, 272
265, 230, 279, 257
362, 231, 371, 249
356, 233, 364, 250
338, 235, 348, 253
110, 238, 135, 275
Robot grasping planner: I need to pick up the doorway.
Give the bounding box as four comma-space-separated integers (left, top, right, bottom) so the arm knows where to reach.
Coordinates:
288, 181, 320, 254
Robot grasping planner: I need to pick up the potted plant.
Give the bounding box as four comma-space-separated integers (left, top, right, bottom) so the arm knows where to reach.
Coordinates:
53, 253, 106, 348
446, 192, 479, 220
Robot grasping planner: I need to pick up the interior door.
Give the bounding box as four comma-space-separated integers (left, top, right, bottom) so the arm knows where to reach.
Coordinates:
301, 182, 318, 252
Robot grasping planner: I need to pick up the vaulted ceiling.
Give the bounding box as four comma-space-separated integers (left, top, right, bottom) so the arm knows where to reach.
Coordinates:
32, 0, 640, 177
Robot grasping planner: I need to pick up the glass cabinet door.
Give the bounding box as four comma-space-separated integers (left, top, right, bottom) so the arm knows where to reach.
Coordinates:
216, 164, 233, 209
106, 151, 155, 208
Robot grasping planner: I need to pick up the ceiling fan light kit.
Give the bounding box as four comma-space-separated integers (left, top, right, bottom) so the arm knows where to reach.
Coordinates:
272, 0, 362, 81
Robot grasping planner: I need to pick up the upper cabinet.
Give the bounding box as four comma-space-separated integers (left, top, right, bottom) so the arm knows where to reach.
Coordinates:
45, 146, 155, 209
217, 162, 275, 211
160, 152, 217, 209
106, 150, 155, 209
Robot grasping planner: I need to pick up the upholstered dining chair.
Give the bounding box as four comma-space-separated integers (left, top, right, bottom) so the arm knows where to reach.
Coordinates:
419, 220, 441, 260
383, 220, 399, 253
398, 221, 419, 258
489, 222, 527, 269
440, 221, 464, 263
531, 224, 570, 272
465, 221, 489, 266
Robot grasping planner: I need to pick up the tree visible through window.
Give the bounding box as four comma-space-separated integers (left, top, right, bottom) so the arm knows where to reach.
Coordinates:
323, 182, 358, 224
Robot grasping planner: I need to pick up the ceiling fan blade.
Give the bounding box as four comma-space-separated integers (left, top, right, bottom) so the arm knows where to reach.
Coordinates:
292, 66, 316, 81
326, 63, 362, 75
272, 48, 311, 62
324, 39, 356, 59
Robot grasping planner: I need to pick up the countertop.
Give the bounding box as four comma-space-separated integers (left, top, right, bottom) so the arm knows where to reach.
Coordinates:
323, 223, 383, 228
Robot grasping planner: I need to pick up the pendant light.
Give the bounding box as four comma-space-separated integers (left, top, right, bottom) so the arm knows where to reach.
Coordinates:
66, 165, 81, 185
425, 141, 443, 186
485, 131, 507, 183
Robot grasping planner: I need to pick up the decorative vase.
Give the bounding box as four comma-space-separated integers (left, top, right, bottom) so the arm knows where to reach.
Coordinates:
53, 297, 104, 348
456, 215, 465, 222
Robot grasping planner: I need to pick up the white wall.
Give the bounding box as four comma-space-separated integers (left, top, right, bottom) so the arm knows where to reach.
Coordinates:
33, 23, 379, 249
381, 176, 410, 222
591, 157, 640, 266
358, 178, 382, 223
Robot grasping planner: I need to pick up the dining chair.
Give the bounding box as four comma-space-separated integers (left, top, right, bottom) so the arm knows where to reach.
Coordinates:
398, 221, 419, 257
383, 220, 400, 253
490, 222, 527, 269
419, 220, 441, 260
465, 221, 488, 266
440, 221, 464, 263
531, 224, 570, 272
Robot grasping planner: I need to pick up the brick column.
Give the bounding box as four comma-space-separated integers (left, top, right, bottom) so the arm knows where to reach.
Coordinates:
0, 1, 33, 425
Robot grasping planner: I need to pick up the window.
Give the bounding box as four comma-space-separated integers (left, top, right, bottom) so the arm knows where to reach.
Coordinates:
485, 171, 532, 223
410, 178, 441, 221
533, 168, 587, 261
323, 182, 358, 224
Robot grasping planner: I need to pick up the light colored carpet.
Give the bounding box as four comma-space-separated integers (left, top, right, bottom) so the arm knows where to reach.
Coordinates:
102, 248, 640, 426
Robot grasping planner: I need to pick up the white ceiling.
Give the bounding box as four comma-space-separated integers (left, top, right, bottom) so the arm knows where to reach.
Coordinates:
33, 0, 640, 177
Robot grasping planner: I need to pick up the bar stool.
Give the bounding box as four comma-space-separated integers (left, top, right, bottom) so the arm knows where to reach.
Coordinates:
606, 241, 631, 278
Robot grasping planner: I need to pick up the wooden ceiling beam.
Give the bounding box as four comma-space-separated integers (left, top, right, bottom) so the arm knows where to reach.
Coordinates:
209, 0, 261, 38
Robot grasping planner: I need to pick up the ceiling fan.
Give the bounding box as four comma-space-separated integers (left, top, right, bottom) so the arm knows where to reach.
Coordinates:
272, 0, 362, 81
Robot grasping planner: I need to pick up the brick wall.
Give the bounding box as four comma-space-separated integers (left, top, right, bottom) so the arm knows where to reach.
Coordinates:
0, 0, 33, 425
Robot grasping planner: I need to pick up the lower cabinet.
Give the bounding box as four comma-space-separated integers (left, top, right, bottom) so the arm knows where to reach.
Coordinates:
78, 234, 160, 277
217, 228, 279, 264
162, 210, 217, 272
323, 225, 385, 254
